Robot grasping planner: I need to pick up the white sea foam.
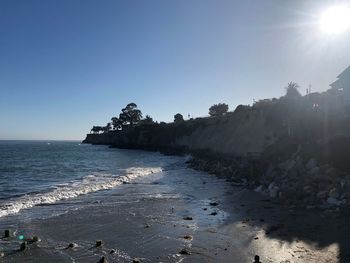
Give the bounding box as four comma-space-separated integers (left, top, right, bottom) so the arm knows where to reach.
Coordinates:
0, 167, 162, 218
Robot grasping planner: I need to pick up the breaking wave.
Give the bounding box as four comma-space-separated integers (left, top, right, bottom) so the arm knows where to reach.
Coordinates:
0, 167, 162, 218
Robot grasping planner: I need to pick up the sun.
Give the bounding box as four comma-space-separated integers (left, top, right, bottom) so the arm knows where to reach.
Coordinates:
319, 5, 350, 34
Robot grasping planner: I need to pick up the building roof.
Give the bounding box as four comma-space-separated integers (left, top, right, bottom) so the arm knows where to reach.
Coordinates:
330, 65, 350, 89
337, 65, 350, 79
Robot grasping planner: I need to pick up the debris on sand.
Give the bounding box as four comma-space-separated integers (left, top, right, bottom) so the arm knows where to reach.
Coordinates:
183, 235, 193, 240
19, 242, 27, 251
179, 248, 191, 255
66, 243, 78, 249
98, 256, 107, 263
27, 236, 41, 244
254, 255, 262, 263
4, 230, 11, 238
96, 240, 103, 247
32, 236, 40, 242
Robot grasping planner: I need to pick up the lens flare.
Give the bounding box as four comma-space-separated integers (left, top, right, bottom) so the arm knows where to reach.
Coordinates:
319, 5, 350, 34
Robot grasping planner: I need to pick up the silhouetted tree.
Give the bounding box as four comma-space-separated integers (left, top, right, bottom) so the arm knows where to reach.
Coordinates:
234, 104, 251, 114
111, 117, 123, 130
119, 103, 142, 127
209, 103, 229, 117
285, 82, 301, 98
91, 126, 103, 134
102, 122, 112, 133
139, 115, 154, 125
91, 126, 98, 134
174, 113, 184, 123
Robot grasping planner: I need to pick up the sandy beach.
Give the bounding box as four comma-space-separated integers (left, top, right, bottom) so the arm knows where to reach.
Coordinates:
0, 156, 348, 263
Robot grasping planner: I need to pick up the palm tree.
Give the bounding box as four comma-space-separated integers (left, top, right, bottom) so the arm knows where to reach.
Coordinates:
285, 82, 301, 98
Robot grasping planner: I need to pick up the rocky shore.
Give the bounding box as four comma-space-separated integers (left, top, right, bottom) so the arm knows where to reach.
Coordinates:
187, 152, 350, 212
84, 131, 350, 213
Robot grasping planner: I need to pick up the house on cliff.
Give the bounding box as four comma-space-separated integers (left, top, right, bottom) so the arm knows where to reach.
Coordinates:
330, 65, 350, 104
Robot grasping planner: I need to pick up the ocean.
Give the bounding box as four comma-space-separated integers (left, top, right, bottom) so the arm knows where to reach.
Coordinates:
0, 140, 171, 221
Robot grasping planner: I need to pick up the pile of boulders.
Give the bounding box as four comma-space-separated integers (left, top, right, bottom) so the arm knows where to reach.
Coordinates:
187, 154, 350, 210
255, 156, 350, 209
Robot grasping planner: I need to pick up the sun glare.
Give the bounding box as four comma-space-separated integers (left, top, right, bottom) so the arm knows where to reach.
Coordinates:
319, 5, 350, 34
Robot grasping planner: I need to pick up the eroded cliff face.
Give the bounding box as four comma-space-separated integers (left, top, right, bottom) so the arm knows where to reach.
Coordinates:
175, 111, 275, 156
83, 109, 277, 157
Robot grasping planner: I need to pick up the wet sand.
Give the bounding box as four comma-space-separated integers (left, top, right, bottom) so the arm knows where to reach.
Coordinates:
1, 164, 349, 262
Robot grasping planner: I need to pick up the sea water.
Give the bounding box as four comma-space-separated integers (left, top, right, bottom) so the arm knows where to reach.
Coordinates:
0, 141, 174, 221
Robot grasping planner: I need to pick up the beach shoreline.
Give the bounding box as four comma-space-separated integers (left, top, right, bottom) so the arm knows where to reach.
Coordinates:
0, 155, 347, 262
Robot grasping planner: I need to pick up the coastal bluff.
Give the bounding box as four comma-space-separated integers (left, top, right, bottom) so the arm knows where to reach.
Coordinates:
83, 85, 350, 210
83, 106, 275, 157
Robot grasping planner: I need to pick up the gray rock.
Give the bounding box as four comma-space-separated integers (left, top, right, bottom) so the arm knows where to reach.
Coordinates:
306, 158, 317, 170
329, 188, 340, 199
340, 192, 349, 200
326, 197, 342, 206
295, 156, 305, 170
254, 185, 264, 193
268, 182, 279, 198
317, 190, 328, 199
340, 178, 350, 189
278, 159, 296, 172
265, 165, 275, 177
285, 159, 296, 171
325, 167, 338, 177
309, 166, 320, 176
303, 185, 312, 192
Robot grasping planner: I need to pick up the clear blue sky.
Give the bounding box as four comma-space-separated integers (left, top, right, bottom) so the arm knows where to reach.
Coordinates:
1, 0, 350, 140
